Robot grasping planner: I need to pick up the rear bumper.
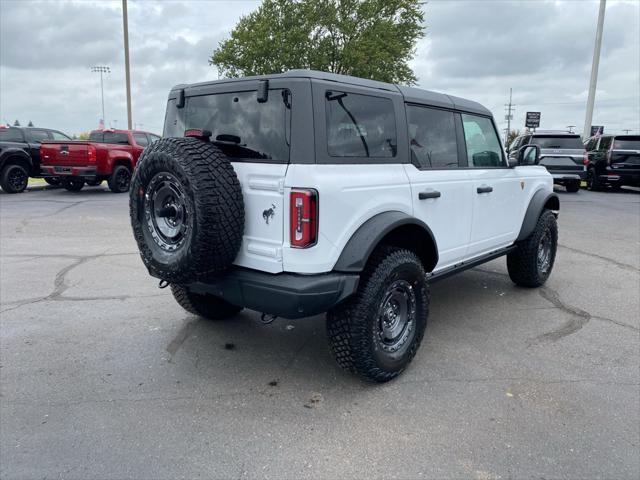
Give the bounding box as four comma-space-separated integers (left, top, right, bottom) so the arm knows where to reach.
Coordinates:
600, 169, 640, 186
550, 171, 585, 182
187, 268, 360, 319
40, 165, 98, 177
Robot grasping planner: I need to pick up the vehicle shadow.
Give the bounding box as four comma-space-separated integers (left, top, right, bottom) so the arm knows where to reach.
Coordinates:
160, 262, 533, 395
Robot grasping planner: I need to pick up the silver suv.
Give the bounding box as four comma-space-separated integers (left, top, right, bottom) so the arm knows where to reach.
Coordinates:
508, 130, 586, 192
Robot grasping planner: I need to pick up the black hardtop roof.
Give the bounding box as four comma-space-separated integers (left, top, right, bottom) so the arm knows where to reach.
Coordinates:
171, 69, 491, 116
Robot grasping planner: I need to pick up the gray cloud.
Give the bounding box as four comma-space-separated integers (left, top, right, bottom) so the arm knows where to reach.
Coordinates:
0, 0, 638, 137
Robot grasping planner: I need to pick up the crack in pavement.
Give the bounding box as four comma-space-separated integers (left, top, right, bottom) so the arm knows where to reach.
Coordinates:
0, 252, 160, 314
558, 243, 639, 273
530, 287, 591, 344
473, 267, 638, 338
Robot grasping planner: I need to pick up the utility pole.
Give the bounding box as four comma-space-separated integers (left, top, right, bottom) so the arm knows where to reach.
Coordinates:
91, 66, 110, 126
122, 0, 133, 130
582, 0, 606, 140
504, 88, 515, 145
622, 129, 632, 134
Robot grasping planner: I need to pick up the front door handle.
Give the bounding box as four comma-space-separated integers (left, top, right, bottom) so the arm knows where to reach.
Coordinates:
419, 190, 441, 200
477, 185, 493, 194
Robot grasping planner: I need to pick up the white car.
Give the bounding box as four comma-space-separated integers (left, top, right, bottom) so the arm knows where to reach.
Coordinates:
130, 70, 559, 382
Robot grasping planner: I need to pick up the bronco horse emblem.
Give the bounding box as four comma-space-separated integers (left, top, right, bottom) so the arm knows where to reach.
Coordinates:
263, 204, 276, 224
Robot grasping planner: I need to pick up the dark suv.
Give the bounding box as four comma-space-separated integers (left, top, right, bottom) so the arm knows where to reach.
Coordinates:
584, 135, 640, 190
0, 126, 72, 193
508, 131, 585, 192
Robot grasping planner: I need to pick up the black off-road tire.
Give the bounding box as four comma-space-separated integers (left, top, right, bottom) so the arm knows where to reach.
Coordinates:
62, 178, 84, 192
129, 137, 244, 284
108, 165, 132, 193
170, 284, 243, 320
507, 210, 558, 288
0, 163, 29, 193
586, 167, 601, 191
44, 177, 61, 186
326, 247, 429, 383
565, 180, 580, 193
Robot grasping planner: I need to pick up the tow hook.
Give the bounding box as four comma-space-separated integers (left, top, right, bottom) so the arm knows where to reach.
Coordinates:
158, 279, 170, 289
260, 313, 278, 325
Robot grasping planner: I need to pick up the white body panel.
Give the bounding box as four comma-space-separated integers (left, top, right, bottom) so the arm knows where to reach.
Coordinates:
231, 161, 553, 275
467, 165, 552, 258
231, 162, 288, 273
282, 164, 413, 273
402, 164, 473, 269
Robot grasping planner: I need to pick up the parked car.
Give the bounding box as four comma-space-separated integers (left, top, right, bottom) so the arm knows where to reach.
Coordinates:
508, 130, 585, 192
583, 134, 640, 190
0, 125, 72, 193
40, 129, 160, 192
129, 70, 559, 383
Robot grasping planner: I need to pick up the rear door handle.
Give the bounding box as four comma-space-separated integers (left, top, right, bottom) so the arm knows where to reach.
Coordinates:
419, 190, 441, 200
477, 185, 493, 194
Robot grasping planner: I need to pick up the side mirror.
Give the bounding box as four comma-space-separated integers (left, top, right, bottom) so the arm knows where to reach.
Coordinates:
517, 144, 540, 166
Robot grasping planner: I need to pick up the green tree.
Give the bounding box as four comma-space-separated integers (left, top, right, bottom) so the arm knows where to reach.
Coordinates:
77, 131, 90, 140
210, 0, 425, 85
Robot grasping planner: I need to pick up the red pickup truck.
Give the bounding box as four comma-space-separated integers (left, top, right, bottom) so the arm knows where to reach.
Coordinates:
40, 129, 160, 192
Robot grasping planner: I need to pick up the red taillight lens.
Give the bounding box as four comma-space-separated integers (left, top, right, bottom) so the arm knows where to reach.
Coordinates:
290, 189, 318, 248
583, 152, 589, 165
87, 145, 97, 162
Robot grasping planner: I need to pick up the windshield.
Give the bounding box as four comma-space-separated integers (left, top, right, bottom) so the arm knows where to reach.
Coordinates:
613, 137, 640, 150
530, 135, 584, 149
164, 89, 290, 163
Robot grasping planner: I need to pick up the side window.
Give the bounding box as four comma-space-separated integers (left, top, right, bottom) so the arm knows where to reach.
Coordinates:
26, 129, 50, 143
406, 105, 458, 169
461, 114, 505, 168
598, 136, 612, 151
149, 134, 161, 144
102, 132, 129, 144
509, 136, 521, 151
51, 131, 71, 141
0, 128, 24, 142
325, 91, 397, 158
133, 133, 149, 147
585, 138, 597, 151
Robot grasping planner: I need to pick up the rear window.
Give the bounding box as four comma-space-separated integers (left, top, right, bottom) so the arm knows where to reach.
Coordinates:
89, 131, 129, 144
164, 89, 290, 162
0, 128, 24, 142
613, 137, 640, 150
325, 91, 397, 158
530, 135, 584, 149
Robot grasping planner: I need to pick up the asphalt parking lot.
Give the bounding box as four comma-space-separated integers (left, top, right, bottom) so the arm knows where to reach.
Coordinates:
1, 184, 639, 479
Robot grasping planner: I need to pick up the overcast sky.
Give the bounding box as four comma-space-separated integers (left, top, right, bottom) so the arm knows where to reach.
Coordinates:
1, 0, 638, 138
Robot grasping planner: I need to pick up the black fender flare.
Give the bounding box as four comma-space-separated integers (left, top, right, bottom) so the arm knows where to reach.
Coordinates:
333, 211, 438, 273
516, 189, 560, 241
0, 149, 32, 171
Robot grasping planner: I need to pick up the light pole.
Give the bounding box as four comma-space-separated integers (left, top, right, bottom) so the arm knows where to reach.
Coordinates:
582, 0, 606, 140
91, 66, 110, 126
122, 0, 133, 129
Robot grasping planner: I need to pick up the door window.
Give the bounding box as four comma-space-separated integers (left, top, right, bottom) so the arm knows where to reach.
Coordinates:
325, 91, 397, 158
0, 128, 24, 142
133, 133, 149, 147
598, 136, 612, 151
461, 114, 505, 167
26, 129, 50, 143
406, 105, 458, 169
51, 131, 71, 140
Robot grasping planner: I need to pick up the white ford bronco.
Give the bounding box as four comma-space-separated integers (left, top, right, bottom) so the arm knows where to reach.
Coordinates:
130, 70, 559, 382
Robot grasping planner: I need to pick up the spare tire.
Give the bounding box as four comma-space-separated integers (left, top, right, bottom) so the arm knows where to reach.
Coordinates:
129, 137, 244, 283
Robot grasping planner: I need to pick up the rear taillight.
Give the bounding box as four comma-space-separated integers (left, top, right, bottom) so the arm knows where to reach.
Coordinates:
87, 144, 97, 162
290, 189, 318, 248
583, 152, 589, 165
